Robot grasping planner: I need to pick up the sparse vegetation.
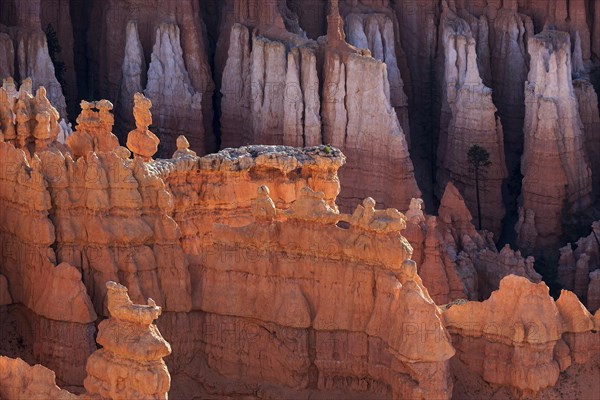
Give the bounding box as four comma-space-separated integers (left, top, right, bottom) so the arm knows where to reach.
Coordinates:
467, 145, 491, 231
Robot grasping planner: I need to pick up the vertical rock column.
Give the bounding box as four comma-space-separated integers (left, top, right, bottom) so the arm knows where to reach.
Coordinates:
320, 0, 420, 211
437, 4, 507, 237
117, 21, 146, 140
13, 2, 67, 118
521, 30, 592, 248
144, 23, 205, 158
488, 0, 533, 174
573, 79, 600, 195
84, 281, 172, 400
344, 12, 410, 145
220, 23, 321, 149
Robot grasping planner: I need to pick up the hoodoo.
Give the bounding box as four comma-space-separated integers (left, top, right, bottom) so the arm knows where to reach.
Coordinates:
0, 1, 599, 399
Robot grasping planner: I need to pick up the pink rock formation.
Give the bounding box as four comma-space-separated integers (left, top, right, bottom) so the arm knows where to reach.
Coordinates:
444, 275, 599, 396
443, 276, 562, 392
558, 221, 600, 310
321, 1, 420, 211
418, 216, 455, 303
436, 182, 540, 300
66, 99, 119, 158
172, 135, 196, 158
84, 281, 172, 400
0, 281, 173, 400
163, 145, 346, 255
0, 139, 98, 386
126, 93, 160, 161
143, 22, 206, 157
436, 3, 507, 237
220, 23, 320, 148
521, 29, 593, 248
88, 0, 214, 152
343, 9, 410, 143
0, 356, 78, 400
401, 181, 542, 305
178, 186, 454, 399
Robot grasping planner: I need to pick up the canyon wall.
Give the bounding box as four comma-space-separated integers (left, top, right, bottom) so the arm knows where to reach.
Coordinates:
521, 30, 592, 249
436, 3, 507, 237
0, 0, 600, 397
218, 0, 420, 212
3, 0, 600, 241
320, 1, 420, 211
0, 83, 598, 398
86, 0, 214, 155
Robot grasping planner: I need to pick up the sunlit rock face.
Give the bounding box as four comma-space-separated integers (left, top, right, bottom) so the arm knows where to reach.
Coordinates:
444, 275, 600, 397
217, 0, 419, 213
0, 0, 600, 398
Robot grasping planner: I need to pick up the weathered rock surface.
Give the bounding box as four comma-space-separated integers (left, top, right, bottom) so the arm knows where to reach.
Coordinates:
88, 0, 214, 152
444, 274, 600, 396
66, 99, 119, 158
558, 221, 600, 312
143, 22, 206, 157
0, 356, 78, 400
321, 1, 420, 211
163, 184, 454, 399
437, 182, 540, 299
574, 78, 600, 195
0, 139, 97, 386
436, 4, 507, 237
84, 281, 171, 400
521, 29, 593, 248
344, 10, 410, 144
220, 23, 320, 149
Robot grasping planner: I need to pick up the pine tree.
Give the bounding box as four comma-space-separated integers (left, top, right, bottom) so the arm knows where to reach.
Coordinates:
467, 145, 491, 231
